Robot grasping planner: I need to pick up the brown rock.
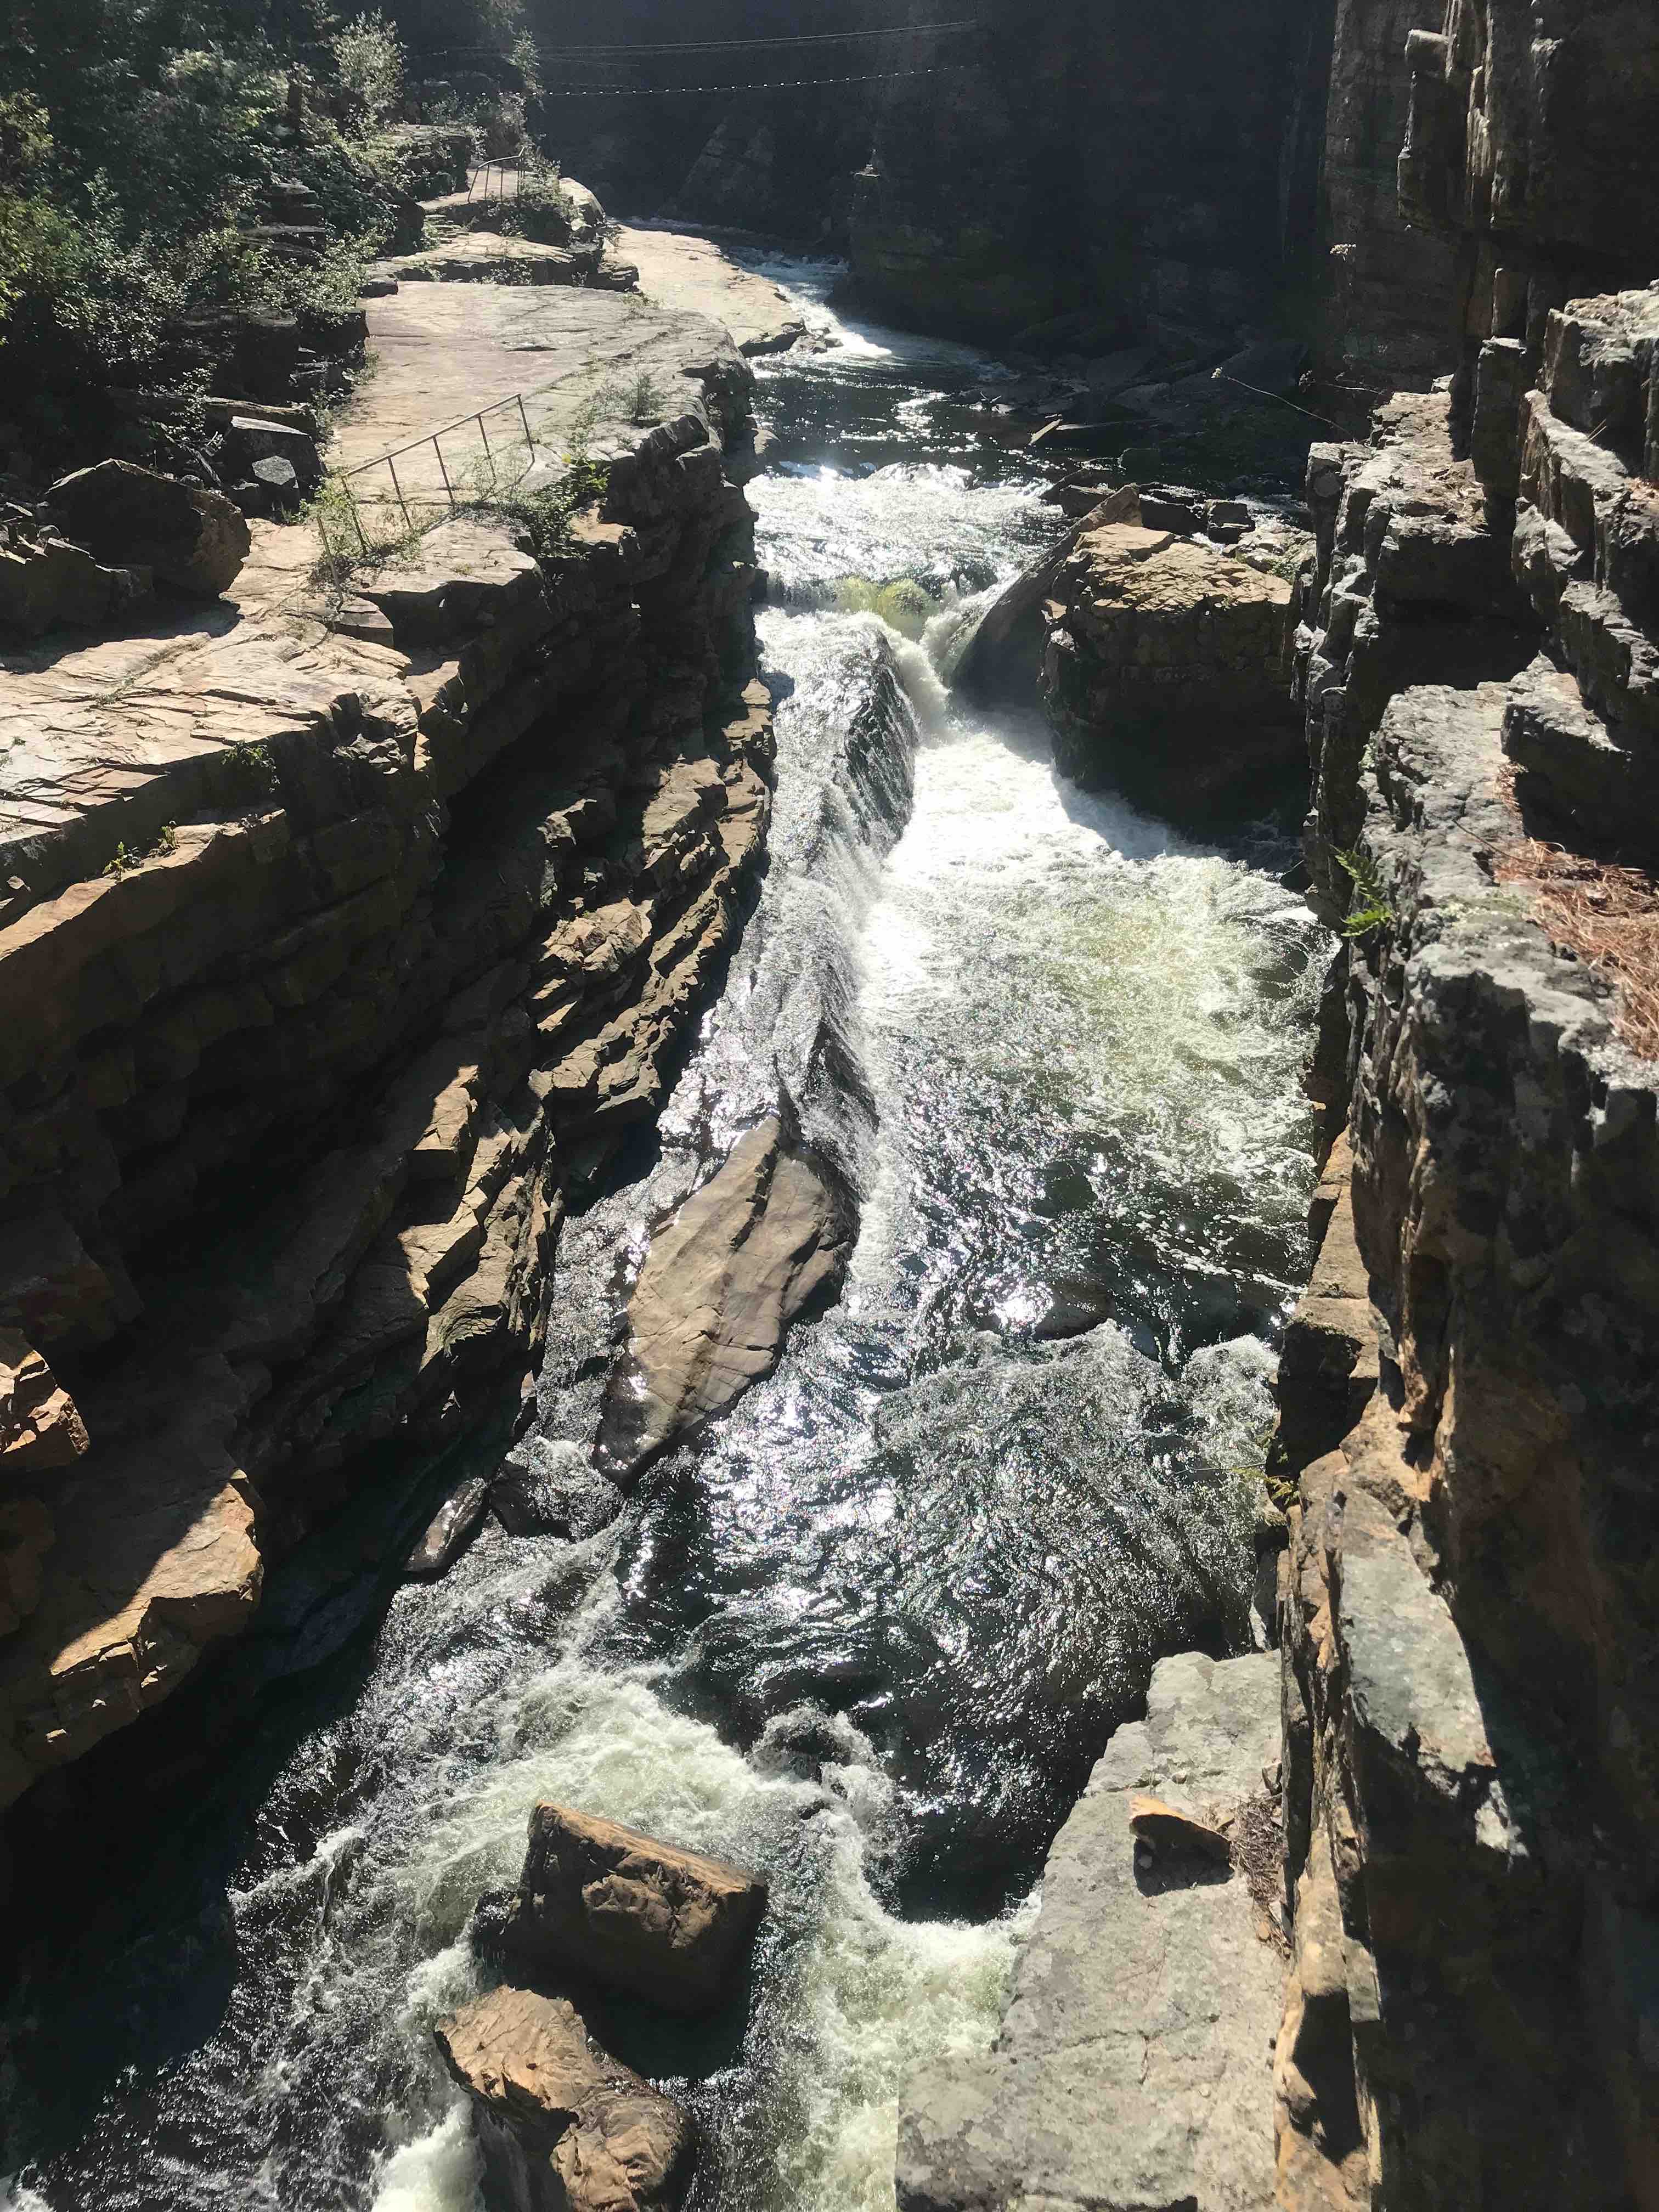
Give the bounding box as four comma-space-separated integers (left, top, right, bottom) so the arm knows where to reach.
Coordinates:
0, 1329, 89, 1477
436, 1984, 692, 2212
0, 1497, 55, 1639
955, 486, 1141, 704
42, 460, 250, 597
597, 1118, 850, 1482
0, 534, 152, 640
503, 1802, 766, 2012
1040, 521, 1300, 816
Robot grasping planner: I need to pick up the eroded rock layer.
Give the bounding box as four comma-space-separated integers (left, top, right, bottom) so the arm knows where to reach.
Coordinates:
1273, 14, 1659, 2190
0, 317, 769, 1812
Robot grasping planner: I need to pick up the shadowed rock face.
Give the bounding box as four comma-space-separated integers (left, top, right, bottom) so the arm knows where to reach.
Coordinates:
436, 1984, 693, 2212
1274, 11, 1659, 2183
848, 0, 1334, 346
597, 1116, 851, 1482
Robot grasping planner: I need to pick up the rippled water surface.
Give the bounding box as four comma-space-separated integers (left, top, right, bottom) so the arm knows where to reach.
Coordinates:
2, 258, 1324, 2212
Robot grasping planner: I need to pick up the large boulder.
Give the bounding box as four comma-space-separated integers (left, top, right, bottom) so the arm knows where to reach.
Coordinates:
596, 1117, 851, 1482
501, 1803, 766, 2013
1040, 521, 1301, 817
0, 530, 151, 639
436, 1984, 693, 2212
955, 485, 1141, 703
42, 460, 250, 597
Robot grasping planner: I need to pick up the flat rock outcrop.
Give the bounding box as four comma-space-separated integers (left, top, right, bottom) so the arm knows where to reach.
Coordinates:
436, 1984, 693, 2212
501, 1802, 766, 2013
1040, 522, 1303, 816
898, 1651, 1283, 2212
597, 1117, 851, 1482
0, 290, 770, 1812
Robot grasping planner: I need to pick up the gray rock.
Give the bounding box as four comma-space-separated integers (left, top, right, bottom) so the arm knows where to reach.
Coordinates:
405, 1474, 491, 1577
42, 459, 250, 597
223, 416, 321, 493
596, 1118, 851, 1482
899, 1651, 1283, 2212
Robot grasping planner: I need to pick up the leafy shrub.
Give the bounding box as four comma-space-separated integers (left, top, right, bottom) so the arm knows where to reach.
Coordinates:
332, 13, 406, 136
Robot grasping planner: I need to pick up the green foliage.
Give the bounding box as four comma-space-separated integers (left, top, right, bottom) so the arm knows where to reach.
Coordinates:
331, 11, 405, 136
103, 822, 178, 877
1335, 846, 1396, 941
618, 370, 665, 426
499, 154, 572, 245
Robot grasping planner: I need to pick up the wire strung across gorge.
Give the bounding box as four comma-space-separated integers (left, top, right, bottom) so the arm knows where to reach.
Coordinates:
536, 65, 979, 97
428, 20, 981, 61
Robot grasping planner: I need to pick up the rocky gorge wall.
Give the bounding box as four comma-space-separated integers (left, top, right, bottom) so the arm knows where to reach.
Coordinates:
0, 311, 770, 1846
1272, 3, 1659, 2204
848, 0, 1335, 349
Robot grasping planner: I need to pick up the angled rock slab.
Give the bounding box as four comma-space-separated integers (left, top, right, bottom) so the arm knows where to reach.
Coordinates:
597, 1117, 851, 1482
899, 1650, 1283, 2212
436, 1983, 692, 2212
503, 1802, 767, 2014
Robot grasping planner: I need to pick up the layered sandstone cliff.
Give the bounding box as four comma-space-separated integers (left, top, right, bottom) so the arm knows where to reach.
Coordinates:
1272, 7, 1659, 2203
0, 298, 769, 1816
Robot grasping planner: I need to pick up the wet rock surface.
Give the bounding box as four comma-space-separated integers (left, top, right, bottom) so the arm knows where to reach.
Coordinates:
898, 1651, 1283, 2212
597, 1115, 852, 1483
501, 1802, 767, 2014
436, 1984, 694, 2212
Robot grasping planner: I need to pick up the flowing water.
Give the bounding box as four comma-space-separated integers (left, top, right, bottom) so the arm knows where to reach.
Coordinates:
1, 260, 1326, 2212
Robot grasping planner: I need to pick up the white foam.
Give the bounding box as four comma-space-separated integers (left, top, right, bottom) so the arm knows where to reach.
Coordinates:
368, 2104, 481, 2212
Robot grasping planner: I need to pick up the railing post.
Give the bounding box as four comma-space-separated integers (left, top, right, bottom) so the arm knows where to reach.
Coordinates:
385, 453, 413, 530
434, 433, 456, 509
517, 393, 533, 459
479, 410, 497, 488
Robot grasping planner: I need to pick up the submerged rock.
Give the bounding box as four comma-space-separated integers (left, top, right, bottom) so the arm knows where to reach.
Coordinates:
436, 1984, 693, 2212
493, 1438, 622, 1541
597, 1116, 851, 1483
404, 1474, 490, 1577
502, 1802, 766, 2013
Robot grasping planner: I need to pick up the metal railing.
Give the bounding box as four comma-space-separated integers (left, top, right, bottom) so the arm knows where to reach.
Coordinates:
465, 161, 518, 204
326, 385, 542, 558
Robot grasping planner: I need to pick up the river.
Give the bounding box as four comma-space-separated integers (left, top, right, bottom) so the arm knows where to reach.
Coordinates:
1, 259, 1324, 2212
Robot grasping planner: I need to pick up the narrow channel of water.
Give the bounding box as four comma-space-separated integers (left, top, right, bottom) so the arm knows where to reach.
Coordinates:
1, 260, 1325, 2212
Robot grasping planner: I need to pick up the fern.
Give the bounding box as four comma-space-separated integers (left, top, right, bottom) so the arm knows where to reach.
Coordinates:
1335, 846, 1395, 941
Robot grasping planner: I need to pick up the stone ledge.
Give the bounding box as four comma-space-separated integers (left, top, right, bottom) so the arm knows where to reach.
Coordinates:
899, 1651, 1283, 2212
